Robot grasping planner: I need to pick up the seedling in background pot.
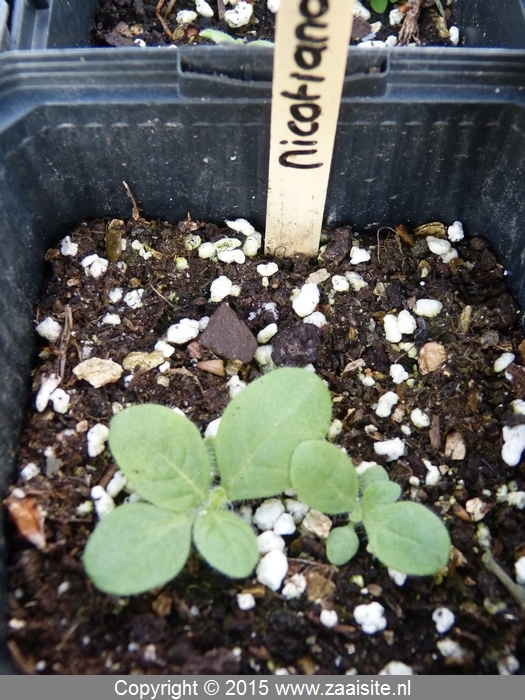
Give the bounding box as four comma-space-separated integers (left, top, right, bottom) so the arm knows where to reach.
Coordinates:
290, 450, 451, 575
83, 368, 332, 595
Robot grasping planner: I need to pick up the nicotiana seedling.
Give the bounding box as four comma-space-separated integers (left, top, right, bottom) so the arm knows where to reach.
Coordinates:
290, 445, 451, 576
199, 29, 273, 46
83, 366, 450, 596
83, 368, 332, 595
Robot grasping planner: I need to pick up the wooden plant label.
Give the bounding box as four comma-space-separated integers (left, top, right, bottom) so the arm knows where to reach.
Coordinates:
265, 0, 355, 257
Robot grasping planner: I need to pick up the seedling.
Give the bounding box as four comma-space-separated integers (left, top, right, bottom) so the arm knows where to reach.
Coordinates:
369, 0, 396, 14
199, 29, 273, 46
84, 366, 450, 596
83, 368, 332, 595
290, 448, 451, 575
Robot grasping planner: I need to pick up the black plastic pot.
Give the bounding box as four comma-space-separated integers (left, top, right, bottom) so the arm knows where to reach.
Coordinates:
0, 1, 9, 51
8, 0, 525, 51
1, 46, 525, 673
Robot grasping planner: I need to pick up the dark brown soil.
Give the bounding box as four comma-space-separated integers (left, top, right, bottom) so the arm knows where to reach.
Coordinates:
5, 215, 525, 675
91, 0, 456, 48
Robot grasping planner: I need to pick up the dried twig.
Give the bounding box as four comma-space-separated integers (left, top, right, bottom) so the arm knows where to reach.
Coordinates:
122, 181, 142, 221
155, 0, 175, 42
398, 0, 422, 45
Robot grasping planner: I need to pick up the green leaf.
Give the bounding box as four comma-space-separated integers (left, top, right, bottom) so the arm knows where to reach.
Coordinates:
370, 0, 388, 13
363, 502, 451, 575
109, 404, 210, 512
193, 509, 259, 578
290, 440, 358, 514
326, 525, 360, 566
83, 504, 193, 595
361, 480, 401, 511
199, 29, 243, 44
358, 465, 389, 494
216, 368, 332, 500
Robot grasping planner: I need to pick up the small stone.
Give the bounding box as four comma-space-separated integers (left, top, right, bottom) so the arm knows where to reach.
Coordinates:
123, 351, 165, 372
87, 424, 110, 458
432, 607, 455, 634
196, 359, 225, 377
50, 388, 70, 414
465, 497, 490, 522
445, 431, 466, 460
494, 352, 515, 373
426, 236, 451, 256
195, 0, 214, 17
303, 311, 327, 328
515, 556, 525, 585
35, 317, 62, 343
414, 299, 443, 318
390, 364, 409, 384
176, 9, 197, 23
375, 392, 399, 418
292, 283, 319, 318
200, 303, 257, 363
257, 323, 278, 344
282, 573, 306, 600
320, 609, 338, 628
332, 275, 350, 292
273, 512, 296, 536
418, 342, 447, 375
502, 424, 525, 466
73, 358, 123, 388
35, 374, 61, 412
226, 375, 246, 398
411, 408, 431, 428
397, 309, 417, 335
373, 438, 405, 462
447, 221, 464, 242
353, 602, 387, 634
209, 275, 233, 302
237, 593, 256, 611
124, 289, 144, 309
224, 0, 253, 27
257, 262, 279, 277
272, 323, 320, 367
60, 236, 78, 256
257, 530, 285, 554
383, 314, 402, 343
256, 549, 288, 591
345, 271, 368, 291
155, 340, 175, 358
166, 318, 200, 345
379, 660, 413, 675
302, 509, 332, 539
350, 247, 371, 265
225, 218, 255, 236
253, 499, 285, 531
322, 227, 351, 262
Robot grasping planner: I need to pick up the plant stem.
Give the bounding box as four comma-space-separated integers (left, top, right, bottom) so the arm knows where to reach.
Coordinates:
481, 550, 525, 612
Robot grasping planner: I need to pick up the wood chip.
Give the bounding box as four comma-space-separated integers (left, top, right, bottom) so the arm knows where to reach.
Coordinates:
4, 496, 46, 550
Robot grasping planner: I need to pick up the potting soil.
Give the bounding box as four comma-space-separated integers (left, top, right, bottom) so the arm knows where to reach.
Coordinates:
5, 216, 525, 675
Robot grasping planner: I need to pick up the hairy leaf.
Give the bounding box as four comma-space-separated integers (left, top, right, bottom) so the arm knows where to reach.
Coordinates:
363, 502, 451, 575
370, 0, 388, 13
216, 368, 332, 500
326, 525, 360, 566
83, 504, 193, 595
109, 404, 210, 511
358, 465, 389, 494
361, 480, 401, 511
290, 440, 358, 514
193, 509, 259, 579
